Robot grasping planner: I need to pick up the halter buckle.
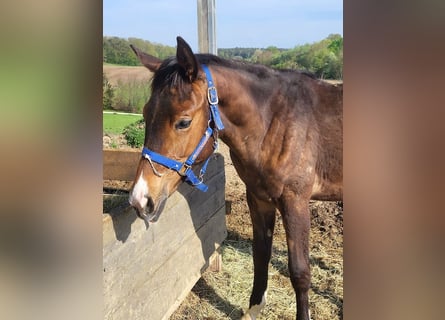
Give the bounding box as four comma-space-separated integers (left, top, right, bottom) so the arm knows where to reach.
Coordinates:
178, 163, 191, 176
207, 86, 219, 105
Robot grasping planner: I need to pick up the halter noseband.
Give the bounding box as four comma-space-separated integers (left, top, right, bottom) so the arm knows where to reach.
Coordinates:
141, 64, 224, 192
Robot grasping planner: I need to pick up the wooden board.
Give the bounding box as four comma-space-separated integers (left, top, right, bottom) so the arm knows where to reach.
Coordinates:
103, 153, 227, 320
103, 149, 141, 181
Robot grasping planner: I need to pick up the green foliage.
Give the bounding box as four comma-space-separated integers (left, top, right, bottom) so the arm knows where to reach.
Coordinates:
327, 34, 343, 55
109, 140, 119, 149
103, 37, 139, 65
103, 74, 115, 109
268, 34, 343, 79
123, 119, 145, 148
103, 36, 175, 65
218, 34, 343, 79
113, 79, 151, 113
218, 47, 259, 60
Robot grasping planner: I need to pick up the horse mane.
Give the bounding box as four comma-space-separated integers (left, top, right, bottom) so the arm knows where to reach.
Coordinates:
151, 57, 190, 95
151, 54, 317, 96
196, 54, 318, 80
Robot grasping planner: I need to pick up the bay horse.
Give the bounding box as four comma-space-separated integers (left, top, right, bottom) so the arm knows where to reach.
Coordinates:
129, 37, 342, 320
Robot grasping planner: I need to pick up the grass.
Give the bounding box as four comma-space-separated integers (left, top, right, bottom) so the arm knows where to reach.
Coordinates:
103, 112, 143, 135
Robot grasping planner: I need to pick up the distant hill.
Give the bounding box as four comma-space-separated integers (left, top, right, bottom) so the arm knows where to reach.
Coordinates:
103, 34, 343, 79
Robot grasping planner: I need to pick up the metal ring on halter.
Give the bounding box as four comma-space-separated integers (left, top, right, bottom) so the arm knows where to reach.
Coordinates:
192, 175, 204, 186
143, 153, 165, 177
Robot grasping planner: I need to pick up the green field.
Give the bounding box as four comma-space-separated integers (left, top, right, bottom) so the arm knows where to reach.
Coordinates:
103, 112, 143, 135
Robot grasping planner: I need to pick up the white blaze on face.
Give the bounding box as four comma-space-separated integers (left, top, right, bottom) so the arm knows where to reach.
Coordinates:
240, 291, 267, 320
129, 171, 148, 210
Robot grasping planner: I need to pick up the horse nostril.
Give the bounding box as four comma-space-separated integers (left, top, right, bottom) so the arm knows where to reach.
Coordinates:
146, 196, 155, 214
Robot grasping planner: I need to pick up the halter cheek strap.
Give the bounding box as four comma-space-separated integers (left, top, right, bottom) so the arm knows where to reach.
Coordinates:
203, 65, 225, 131
141, 64, 224, 192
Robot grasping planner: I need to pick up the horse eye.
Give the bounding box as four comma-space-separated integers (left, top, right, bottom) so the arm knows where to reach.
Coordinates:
175, 119, 192, 130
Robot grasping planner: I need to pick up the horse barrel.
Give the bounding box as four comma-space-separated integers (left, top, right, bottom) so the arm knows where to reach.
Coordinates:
103, 152, 227, 320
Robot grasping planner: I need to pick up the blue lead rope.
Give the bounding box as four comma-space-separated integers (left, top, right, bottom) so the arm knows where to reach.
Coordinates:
141, 64, 224, 192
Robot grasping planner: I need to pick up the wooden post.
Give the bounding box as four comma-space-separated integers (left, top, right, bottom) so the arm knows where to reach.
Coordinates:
197, 0, 217, 54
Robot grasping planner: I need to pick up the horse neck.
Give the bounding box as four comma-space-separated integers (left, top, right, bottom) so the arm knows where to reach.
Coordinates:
210, 65, 271, 159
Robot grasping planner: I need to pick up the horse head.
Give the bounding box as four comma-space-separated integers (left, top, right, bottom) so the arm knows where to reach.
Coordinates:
128, 37, 217, 222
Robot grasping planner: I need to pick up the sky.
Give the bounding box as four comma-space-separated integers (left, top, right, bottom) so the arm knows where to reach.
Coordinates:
103, 0, 342, 50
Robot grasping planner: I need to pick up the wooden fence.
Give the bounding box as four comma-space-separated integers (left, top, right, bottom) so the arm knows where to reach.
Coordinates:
103, 151, 227, 320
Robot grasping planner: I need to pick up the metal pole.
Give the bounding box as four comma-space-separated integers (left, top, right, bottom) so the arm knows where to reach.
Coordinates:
197, 0, 217, 55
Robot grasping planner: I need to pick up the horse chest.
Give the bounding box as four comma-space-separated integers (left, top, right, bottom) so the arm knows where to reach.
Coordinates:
230, 155, 288, 201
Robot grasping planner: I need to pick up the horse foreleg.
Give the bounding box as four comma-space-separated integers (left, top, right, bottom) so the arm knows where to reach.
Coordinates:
241, 190, 276, 320
280, 197, 311, 320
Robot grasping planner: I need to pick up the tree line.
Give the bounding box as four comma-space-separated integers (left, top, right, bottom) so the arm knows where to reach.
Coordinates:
103, 36, 176, 66
218, 34, 343, 79
104, 33, 342, 79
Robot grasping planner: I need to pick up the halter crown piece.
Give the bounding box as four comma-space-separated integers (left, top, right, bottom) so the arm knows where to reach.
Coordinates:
141, 64, 224, 192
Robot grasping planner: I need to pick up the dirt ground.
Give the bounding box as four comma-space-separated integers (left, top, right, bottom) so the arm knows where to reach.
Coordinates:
176, 142, 343, 320
103, 133, 343, 319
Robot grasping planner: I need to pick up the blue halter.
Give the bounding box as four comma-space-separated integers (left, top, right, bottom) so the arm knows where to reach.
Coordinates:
141, 64, 224, 192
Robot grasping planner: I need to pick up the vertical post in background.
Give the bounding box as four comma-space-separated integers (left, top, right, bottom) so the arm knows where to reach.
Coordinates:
197, 0, 217, 55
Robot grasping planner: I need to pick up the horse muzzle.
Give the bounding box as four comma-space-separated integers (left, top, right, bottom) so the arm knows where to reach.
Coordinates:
129, 192, 168, 223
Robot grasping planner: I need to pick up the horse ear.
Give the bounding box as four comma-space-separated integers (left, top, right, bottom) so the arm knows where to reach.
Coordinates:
176, 36, 199, 82
130, 45, 161, 72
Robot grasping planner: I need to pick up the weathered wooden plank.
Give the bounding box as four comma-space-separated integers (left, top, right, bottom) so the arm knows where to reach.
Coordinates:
103, 153, 226, 320
106, 208, 226, 320
103, 177, 225, 283
207, 249, 223, 272
103, 177, 225, 295
103, 149, 141, 181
